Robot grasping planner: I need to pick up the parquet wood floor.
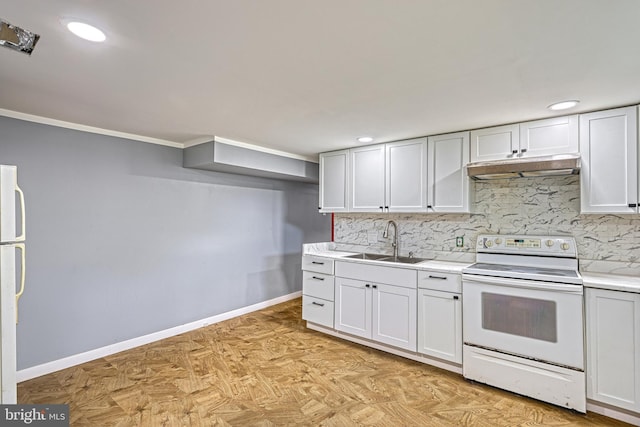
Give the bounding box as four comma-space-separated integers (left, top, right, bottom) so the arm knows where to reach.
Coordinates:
19, 298, 632, 426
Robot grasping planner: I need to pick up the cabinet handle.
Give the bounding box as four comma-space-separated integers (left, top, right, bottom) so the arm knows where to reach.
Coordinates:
312, 301, 325, 307
311, 261, 325, 265
629, 203, 638, 208
365, 284, 371, 288
379, 206, 384, 211
372, 285, 378, 289
428, 275, 447, 280
520, 148, 527, 153
427, 205, 433, 209
311, 276, 325, 281
511, 149, 518, 154
318, 207, 321, 210
453, 295, 459, 300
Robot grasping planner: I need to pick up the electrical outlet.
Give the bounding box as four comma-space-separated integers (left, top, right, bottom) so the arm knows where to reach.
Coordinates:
456, 236, 464, 247
367, 231, 378, 244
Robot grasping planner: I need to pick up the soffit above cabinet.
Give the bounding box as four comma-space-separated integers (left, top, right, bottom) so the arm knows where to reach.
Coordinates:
183, 139, 319, 183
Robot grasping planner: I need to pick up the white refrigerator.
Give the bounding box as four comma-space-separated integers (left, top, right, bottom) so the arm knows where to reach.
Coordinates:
0, 165, 26, 404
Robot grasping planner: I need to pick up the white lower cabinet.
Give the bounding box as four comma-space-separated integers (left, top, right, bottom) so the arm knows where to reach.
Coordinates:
302, 256, 335, 328
586, 287, 640, 413
372, 283, 417, 351
334, 277, 371, 338
417, 270, 462, 364
335, 277, 417, 352
417, 288, 462, 363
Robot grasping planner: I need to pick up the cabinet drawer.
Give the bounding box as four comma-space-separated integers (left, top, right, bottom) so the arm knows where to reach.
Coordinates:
418, 270, 461, 293
335, 261, 416, 288
303, 271, 335, 300
302, 295, 334, 328
302, 256, 334, 274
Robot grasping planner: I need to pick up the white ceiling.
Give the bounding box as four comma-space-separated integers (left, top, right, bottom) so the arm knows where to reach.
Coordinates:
2, 1, 640, 161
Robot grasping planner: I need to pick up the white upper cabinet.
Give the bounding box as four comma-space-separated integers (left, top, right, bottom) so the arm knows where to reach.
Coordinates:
385, 138, 428, 212
519, 115, 578, 157
427, 132, 471, 213
470, 124, 520, 162
580, 106, 638, 214
470, 115, 578, 163
350, 144, 386, 212
318, 150, 349, 213
350, 139, 428, 213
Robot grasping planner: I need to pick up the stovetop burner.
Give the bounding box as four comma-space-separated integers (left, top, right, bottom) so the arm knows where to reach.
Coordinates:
463, 234, 582, 285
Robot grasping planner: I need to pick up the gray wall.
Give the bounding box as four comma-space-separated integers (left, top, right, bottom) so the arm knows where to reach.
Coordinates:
0, 116, 330, 370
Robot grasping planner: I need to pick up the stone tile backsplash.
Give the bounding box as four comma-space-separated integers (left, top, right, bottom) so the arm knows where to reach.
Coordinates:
334, 175, 640, 275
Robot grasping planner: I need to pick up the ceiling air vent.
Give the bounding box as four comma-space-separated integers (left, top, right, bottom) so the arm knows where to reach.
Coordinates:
0, 18, 40, 55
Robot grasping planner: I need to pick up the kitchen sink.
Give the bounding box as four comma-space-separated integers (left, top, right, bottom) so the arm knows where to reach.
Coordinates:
379, 255, 428, 264
344, 253, 428, 264
344, 253, 389, 261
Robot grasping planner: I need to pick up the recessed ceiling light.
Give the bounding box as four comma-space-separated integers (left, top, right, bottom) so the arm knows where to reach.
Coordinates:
357, 136, 373, 143
66, 21, 106, 42
547, 100, 579, 111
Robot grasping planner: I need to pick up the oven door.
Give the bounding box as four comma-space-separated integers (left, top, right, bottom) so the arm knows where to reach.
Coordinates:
462, 274, 584, 370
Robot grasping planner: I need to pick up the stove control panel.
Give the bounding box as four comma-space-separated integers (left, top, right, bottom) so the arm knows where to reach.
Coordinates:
476, 234, 577, 257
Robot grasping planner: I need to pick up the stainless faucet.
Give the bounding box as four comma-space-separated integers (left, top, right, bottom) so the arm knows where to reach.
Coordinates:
383, 220, 398, 258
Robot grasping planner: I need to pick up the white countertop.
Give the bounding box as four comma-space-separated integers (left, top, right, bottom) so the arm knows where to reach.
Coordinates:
302, 242, 358, 259
304, 243, 640, 292
581, 272, 640, 294
303, 243, 470, 273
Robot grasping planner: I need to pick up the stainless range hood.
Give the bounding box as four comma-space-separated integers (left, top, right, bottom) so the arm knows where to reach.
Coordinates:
467, 154, 581, 180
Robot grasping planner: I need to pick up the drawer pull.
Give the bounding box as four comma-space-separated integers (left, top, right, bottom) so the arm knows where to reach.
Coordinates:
312, 276, 325, 281
312, 301, 325, 307
428, 275, 447, 280
311, 261, 325, 265
453, 295, 459, 300
629, 203, 638, 208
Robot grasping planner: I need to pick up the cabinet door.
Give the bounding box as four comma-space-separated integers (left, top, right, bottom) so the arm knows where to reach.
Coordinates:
586, 288, 640, 412
519, 115, 578, 158
350, 145, 386, 212
470, 124, 520, 162
372, 283, 417, 351
385, 138, 428, 212
418, 289, 462, 363
580, 106, 638, 213
319, 150, 349, 213
334, 278, 371, 338
427, 132, 471, 213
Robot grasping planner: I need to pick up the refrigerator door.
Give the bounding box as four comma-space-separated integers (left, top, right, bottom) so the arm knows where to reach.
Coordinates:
0, 165, 25, 244
0, 244, 17, 403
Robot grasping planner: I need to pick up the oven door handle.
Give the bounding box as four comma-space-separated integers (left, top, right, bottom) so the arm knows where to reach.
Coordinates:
462, 274, 583, 294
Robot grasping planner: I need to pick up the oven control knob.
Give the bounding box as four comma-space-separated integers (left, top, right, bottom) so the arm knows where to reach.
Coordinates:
485, 240, 493, 248
546, 239, 555, 247
494, 238, 502, 245
561, 242, 570, 250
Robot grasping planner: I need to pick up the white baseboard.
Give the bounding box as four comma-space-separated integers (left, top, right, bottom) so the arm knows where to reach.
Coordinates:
17, 292, 302, 382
